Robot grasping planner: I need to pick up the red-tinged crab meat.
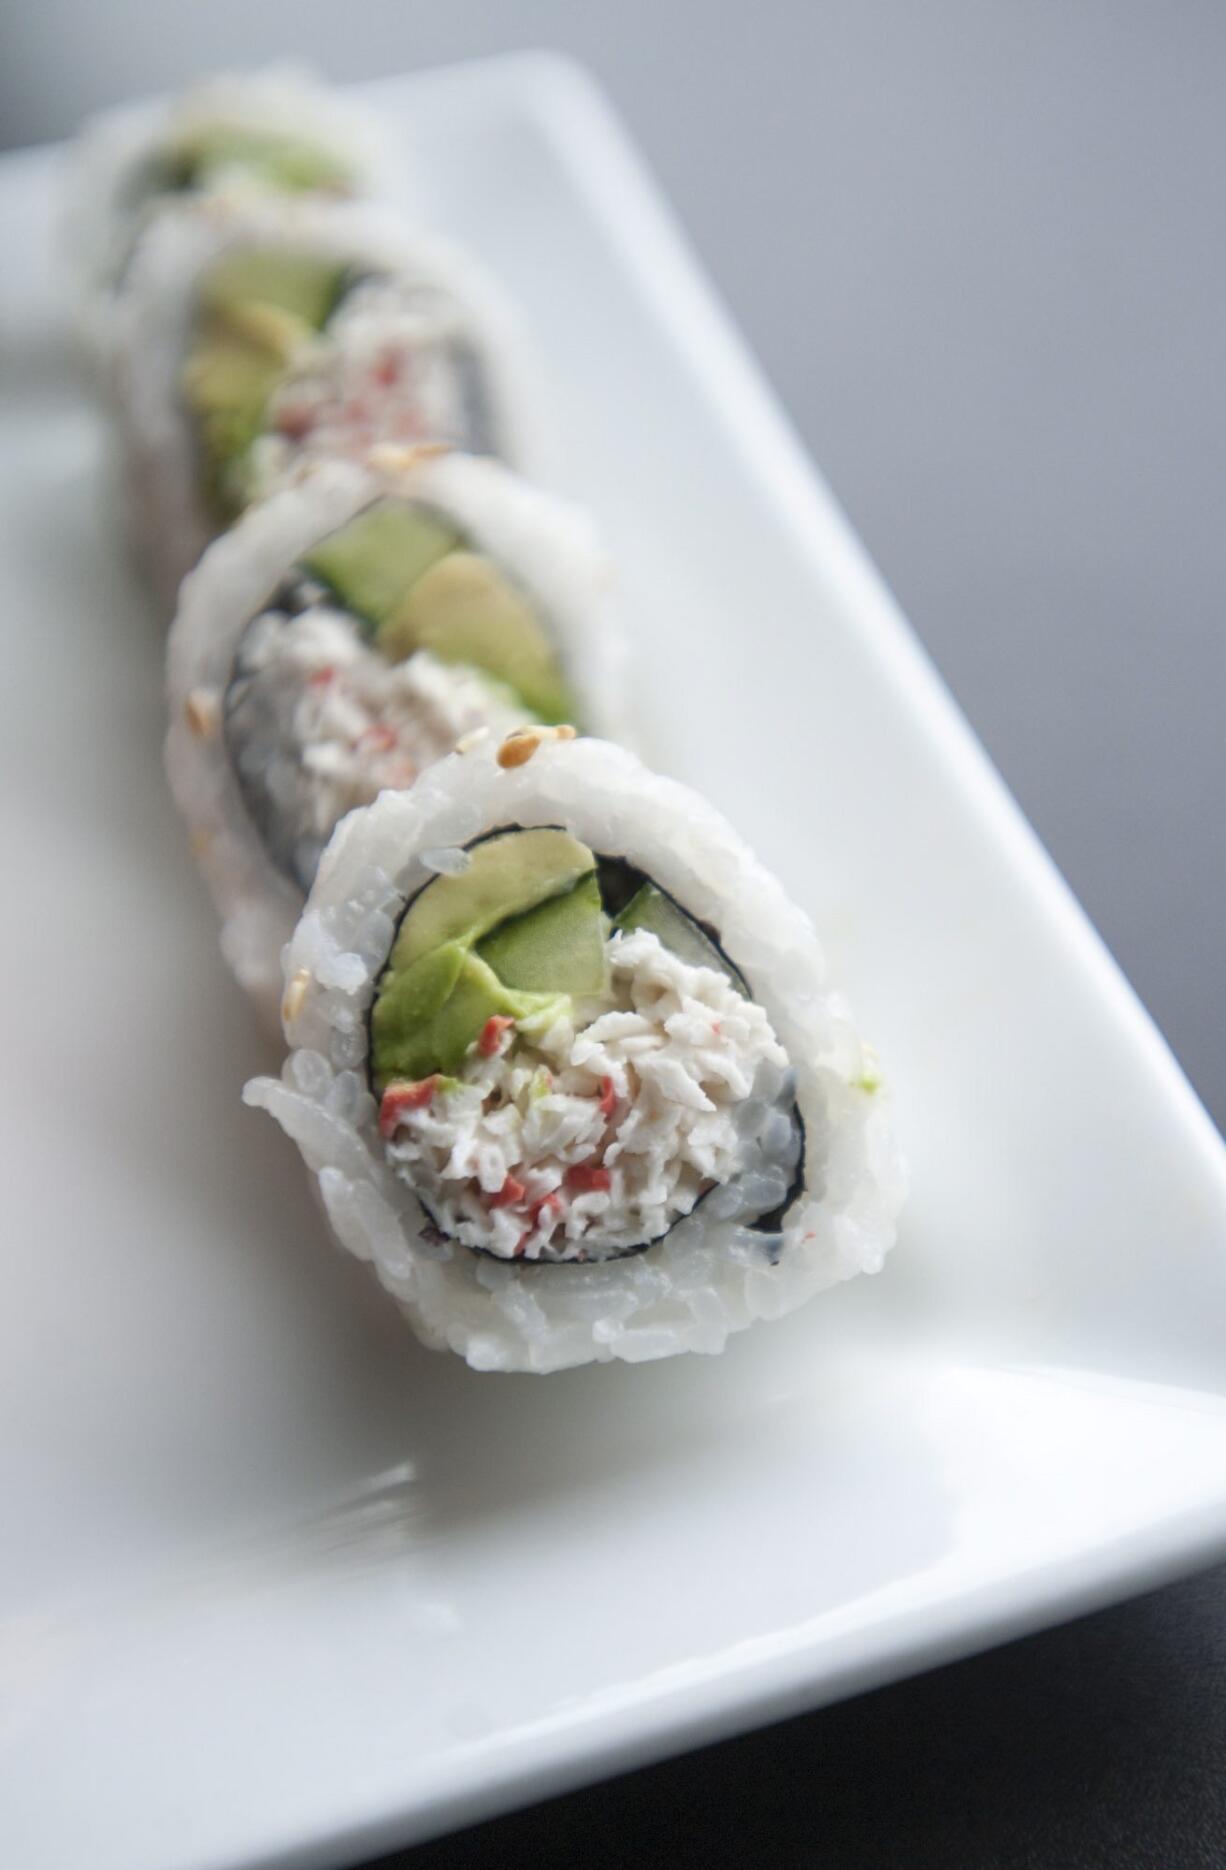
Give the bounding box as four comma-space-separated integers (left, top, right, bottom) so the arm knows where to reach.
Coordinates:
523, 1196, 568, 1241
358, 723, 397, 754
478, 1015, 516, 1057
565, 1163, 612, 1194
489, 1174, 526, 1209
307, 666, 336, 690
597, 1075, 617, 1118
378, 1077, 439, 1137
277, 405, 313, 440
512, 1206, 559, 1253
373, 352, 401, 387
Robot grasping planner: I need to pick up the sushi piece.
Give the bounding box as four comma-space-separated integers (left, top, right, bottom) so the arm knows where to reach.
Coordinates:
166, 450, 626, 1017
111, 196, 537, 596
244, 732, 904, 1373
64, 65, 403, 363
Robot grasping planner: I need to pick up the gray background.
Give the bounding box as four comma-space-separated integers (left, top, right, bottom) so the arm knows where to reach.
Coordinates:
4, 4, 1224, 1865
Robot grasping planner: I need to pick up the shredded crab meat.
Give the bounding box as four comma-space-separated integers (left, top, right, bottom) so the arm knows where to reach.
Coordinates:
252, 277, 484, 487
381, 928, 793, 1262
227, 606, 532, 886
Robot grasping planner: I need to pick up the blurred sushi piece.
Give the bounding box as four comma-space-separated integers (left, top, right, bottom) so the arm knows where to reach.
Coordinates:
166, 449, 627, 1015
64, 64, 408, 366
111, 197, 541, 597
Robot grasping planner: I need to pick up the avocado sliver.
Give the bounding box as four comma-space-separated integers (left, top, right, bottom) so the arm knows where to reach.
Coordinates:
198, 247, 350, 329
477, 871, 608, 997
390, 829, 597, 973
371, 830, 602, 1088
183, 334, 286, 415
162, 126, 356, 195
370, 939, 467, 1074
613, 883, 748, 996
187, 246, 350, 526
304, 500, 462, 634
210, 298, 317, 362
183, 302, 313, 514
377, 550, 574, 722
371, 947, 567, 1089
183, 334, 286, 523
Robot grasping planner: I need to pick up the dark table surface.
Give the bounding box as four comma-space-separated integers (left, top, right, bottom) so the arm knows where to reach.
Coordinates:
5, 4, 1223, 1865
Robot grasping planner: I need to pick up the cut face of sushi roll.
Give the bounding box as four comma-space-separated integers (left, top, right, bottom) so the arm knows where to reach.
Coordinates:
225, 502, 575, 891
64, 66, 401, 358
368, 828, 802, 1264
250, 277, 501, 505
185, 248, 502, 527
113, 200, 537, 596
166, 455, 625, 1017
245, 735, 904, 1372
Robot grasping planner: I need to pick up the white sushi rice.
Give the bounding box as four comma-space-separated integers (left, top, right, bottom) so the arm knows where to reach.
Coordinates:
110, 196, 542, 598
64, 65, 407, 368
383, 927, 792, 1262
244, 734, 905, 1373
166, 454, 628, 1019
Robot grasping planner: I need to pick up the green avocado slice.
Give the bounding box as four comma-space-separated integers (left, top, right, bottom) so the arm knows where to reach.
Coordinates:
199, 247, 350, 329
304, 501, 461, 633
162, 126, 356, 196
186, 246, 350, 525
184, 334, 286, 421
371, 948, 567, 1088
371, 829, 601, 1089
377, 550, 574, 721
613, 884, 748, 995
370, 940, 467, 1069
477, 871, 608, 997
389, 830, 596, 973
184, 335, 286, 523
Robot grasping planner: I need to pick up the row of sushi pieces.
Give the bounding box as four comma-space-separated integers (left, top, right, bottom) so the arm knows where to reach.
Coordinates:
68, 66, 904, 1374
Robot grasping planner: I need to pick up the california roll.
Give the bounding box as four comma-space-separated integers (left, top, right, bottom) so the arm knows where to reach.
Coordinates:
245, 731, 903, 1371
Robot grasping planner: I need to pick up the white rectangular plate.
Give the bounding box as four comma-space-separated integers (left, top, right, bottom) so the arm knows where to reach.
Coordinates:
3, 53, 1226, 1870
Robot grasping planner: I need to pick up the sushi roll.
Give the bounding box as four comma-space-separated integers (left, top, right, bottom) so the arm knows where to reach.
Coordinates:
64, 65, 403, 362
244, 732, 903, 1373
166, 450, 626, 1016
112, 196, 536, 596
